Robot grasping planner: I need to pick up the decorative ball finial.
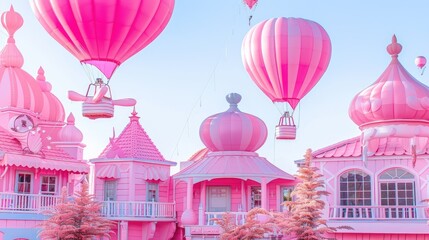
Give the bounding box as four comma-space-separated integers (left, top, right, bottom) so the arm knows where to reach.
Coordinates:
36, 67, 52, 92
66, 113, 75, 125
386, 34, 402, 57
1, 5, 23, 42
226, 93, 242, 106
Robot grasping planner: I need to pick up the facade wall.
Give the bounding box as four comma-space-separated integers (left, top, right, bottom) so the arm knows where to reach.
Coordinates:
313, 156, 429, 209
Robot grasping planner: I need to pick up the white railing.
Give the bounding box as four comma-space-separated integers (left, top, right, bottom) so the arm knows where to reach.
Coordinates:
205, 211, 247, 226
100, 201, 176, 219
329, 205, 429, 220
0, 192, 61, 213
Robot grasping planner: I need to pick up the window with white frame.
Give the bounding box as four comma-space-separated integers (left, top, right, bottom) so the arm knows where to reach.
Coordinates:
16, 172, 32, 193
339, 170, 371, 206
146, 182, 159, 202
379, 168, 416, 218
41, 176, 57, 195
104, 180, 117, 201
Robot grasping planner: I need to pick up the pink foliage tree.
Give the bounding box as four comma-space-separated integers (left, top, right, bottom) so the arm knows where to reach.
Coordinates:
39, 182, 114, 240
215, 207, 274, 240
283, 149, 351, 239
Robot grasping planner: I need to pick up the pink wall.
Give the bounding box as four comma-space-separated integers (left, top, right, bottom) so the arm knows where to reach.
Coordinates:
94, 161, 173, 203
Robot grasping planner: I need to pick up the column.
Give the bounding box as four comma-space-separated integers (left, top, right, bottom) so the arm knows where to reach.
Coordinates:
261, 177, 267, 210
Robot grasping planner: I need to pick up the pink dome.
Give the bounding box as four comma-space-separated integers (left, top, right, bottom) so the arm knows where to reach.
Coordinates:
199, 93, 267, 152
348, 35, 429, 165
59, 113, 83, 143
349, 35, 429, 126
0, 6, 64, 122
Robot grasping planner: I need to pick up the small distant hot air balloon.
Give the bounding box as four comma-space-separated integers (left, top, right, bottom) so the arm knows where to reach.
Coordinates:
30, 0, 174, 119
242, 17, 332, 140
415, 56, 426, 75
242, 0, 259, 25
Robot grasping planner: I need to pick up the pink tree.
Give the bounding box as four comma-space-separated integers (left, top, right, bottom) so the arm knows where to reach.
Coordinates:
39, 182, 114, 240
215, 207, 274, 240
283, 149, 351, 239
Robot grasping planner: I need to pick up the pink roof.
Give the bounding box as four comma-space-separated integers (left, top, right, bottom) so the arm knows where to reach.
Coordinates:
187, 148, 210, 161
1, 153, 88, 173
0, 126, 74, 160
174, 151, 294, 183
98, 109, 165, 161
312, 136, 427, 159
349, 35, 429, 126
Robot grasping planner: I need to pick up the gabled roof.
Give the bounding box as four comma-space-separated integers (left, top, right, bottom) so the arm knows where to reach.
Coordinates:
98, 109, 165, 161
312, 136, 425, 159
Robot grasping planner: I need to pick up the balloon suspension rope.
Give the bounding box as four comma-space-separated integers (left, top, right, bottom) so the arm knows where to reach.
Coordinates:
169, 10, 240, 160
421, 66, 426, 76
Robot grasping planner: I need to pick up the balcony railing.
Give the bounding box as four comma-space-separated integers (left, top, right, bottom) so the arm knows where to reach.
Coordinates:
0, 192, 60, 213
100, 201, 176, 219
204, 211, 247, 226
329, 205, 429, 220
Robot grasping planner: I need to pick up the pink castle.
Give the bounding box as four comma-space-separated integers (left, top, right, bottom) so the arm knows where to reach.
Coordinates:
1, 6, 429, 240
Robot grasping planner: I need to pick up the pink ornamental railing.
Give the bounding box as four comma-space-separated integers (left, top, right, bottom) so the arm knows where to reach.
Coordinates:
0, 192, 60, 212
204, 211, 247, 226
100, 201, 176, 219
329, 205, 429, 220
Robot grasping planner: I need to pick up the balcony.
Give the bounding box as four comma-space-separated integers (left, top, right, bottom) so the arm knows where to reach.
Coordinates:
0, 192, 176, 221
100, 201, 176, 220
329, 205, 429, 220
0, 192, 60, 213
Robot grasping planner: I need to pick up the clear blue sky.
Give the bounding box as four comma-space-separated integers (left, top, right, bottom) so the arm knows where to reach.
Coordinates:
1, 1, 428, 174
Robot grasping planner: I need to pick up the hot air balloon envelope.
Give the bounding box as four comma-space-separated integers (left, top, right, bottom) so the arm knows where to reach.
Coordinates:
241, 17, 332, 110
30, 0, 175, 79
415, 56, 427, 69
243, 0, 258, 9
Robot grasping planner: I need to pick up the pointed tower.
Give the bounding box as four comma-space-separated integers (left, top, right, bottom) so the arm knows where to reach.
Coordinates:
91, 108, 176, 201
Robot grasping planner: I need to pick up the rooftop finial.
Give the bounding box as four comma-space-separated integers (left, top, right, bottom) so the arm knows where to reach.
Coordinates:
36, 67, 52, 92
66, 113, 75, 125
1, 5, 23, 43
0, 5, 24, 68
130, 106, 140, 121
386, 34, 402, 58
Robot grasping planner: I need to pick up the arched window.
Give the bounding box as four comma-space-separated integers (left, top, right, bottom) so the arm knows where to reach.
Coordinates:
339, 170, 371, 206
379, 168, 416, 218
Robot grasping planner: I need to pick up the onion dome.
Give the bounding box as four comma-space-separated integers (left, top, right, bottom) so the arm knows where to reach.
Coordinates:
58, 113, 83, 143
0, 6, 65, 122
37, 67, 65, 122
199, 93, 267, 152
348, 35, 429, 164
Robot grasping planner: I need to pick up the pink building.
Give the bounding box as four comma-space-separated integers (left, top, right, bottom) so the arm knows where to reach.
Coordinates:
0, 7, 89, 240
314, 36, 429, 239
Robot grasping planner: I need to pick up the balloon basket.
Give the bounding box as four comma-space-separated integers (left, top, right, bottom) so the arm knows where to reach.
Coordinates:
275, 112, 296, 140
82, 99, 114, 120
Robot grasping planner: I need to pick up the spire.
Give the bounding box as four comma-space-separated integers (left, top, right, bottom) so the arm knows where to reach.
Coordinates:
226, 92, 242, 112
0, 5, 24, 68
386, 34, 402, 58
129, 106, 140, 122
36, 67, 52, 92
67, 112, 75, 125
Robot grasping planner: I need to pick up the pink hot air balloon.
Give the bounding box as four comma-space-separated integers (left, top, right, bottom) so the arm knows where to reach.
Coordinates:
241, 17, 332, 140
415, 56, 426, 75
243, 0, 258, 9
30, 0, 174, 80
31, 0, 174, 119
